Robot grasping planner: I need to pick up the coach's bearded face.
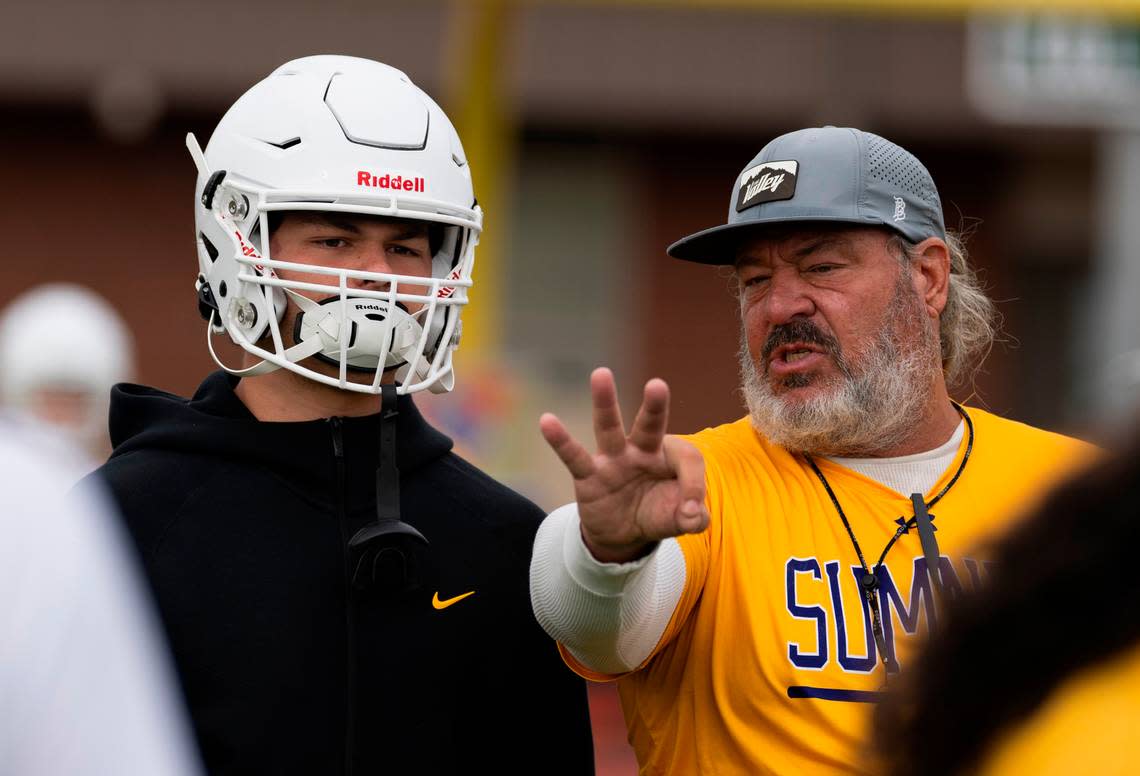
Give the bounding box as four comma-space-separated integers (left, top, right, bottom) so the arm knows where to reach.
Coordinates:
740, 265, 941, 457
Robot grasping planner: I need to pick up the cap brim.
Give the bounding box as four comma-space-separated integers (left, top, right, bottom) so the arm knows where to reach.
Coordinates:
666, 215, 885, 265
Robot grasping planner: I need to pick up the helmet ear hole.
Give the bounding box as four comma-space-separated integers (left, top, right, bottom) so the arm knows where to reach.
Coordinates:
200, 234, 219, 263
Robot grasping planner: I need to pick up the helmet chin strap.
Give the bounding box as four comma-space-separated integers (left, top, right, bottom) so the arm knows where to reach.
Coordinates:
348, 382, 430, 595
207, 289, 430, 382
206, 311, 324, 377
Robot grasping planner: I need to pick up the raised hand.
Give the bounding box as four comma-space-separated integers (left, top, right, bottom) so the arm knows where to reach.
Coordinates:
539, 367, 709, 563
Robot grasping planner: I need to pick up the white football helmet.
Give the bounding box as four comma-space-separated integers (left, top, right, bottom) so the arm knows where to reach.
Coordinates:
0, 283, 134, 450
189, 55, 481, 395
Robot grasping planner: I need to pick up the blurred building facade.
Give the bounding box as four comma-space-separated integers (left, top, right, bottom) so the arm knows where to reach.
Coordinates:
0, 3, 1130, 771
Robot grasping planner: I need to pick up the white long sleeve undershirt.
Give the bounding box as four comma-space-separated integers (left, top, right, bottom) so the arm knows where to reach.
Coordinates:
530, 503, 687, 674
528, 422, 964, 674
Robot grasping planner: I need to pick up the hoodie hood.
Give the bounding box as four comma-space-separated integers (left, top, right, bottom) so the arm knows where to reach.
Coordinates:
108, 371, 453, 509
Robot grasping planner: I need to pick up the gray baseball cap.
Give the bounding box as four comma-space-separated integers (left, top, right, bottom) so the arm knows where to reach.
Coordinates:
667, 126, 946, 265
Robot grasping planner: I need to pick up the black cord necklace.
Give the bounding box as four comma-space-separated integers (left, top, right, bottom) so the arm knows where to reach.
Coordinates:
803, 403, 974, 678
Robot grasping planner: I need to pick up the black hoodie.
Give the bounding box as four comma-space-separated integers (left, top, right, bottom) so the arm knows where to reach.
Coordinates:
92, 372, 594, 775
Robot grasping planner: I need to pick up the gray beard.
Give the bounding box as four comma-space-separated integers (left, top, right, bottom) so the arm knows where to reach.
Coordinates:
739, 279, 940, 457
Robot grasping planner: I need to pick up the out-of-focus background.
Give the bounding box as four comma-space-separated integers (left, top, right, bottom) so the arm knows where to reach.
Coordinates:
4, 0, 1140, 772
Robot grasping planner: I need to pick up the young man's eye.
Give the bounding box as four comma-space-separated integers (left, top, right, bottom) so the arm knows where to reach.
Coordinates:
315, 237, 348, 248
388, 244, 423, 257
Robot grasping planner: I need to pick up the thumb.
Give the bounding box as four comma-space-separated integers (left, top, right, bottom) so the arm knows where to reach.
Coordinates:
662, 436, 708, 535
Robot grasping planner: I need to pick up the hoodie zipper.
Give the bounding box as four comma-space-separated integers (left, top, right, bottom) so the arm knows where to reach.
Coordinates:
329, 417, 355, 776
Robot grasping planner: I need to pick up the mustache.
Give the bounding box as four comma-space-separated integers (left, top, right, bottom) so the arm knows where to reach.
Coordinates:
761, 320, 842, 363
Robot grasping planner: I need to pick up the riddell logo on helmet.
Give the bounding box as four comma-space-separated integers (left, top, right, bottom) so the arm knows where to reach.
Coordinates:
357, 171, 426, 193
437, 267, 462, 299
234, 230, 261, 259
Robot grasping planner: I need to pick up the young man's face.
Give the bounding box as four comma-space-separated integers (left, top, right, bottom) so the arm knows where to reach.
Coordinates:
270, 211, 433, 297
267, 211, 436, 381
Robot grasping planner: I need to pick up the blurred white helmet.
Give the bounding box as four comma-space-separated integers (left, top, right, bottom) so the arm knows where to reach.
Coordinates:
0, 284, 134, 449
188, 55, 481, 395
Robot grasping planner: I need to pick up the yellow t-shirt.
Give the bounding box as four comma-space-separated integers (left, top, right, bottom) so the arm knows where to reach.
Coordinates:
977, 642, 1140, 776
564, 408, 1094, 775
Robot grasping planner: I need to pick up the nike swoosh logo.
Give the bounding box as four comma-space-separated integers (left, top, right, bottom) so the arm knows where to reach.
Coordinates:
432, 591, 475, 610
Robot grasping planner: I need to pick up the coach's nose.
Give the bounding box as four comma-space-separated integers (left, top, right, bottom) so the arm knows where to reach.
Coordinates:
764, 268, 816, 326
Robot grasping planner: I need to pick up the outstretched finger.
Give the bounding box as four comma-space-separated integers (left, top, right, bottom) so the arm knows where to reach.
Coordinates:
590, 367, 627, 457
662, 436, 709, 535
629, 378, 670, 453
540, 412, 596, 480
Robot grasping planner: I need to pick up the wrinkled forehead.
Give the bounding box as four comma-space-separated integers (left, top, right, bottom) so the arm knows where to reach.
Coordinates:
732, 224, 892, 269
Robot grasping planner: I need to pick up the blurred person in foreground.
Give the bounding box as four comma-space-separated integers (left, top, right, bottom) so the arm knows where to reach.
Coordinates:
88, 55, 593, 775
874, 432, 1135, 776
0, 421, 200, 776
530, 126, 1096, 774
0, 283, 134, 473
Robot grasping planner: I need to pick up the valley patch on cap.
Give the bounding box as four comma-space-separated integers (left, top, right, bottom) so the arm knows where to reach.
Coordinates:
667, 126, 946, 265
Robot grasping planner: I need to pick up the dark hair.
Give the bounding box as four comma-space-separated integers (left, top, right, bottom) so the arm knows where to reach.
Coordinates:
873, 440, 1137, 776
